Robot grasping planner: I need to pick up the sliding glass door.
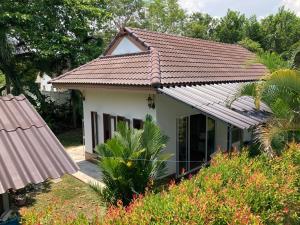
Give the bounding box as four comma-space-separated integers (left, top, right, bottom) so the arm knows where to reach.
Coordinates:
190, 114, 206, 170
177, 114, 215, 176
177, 117, 188, 174
207, 118, 216, 161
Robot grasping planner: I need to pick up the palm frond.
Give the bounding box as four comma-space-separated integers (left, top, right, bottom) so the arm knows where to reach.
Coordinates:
95, 118, 171, 205
231, 69, 300, 156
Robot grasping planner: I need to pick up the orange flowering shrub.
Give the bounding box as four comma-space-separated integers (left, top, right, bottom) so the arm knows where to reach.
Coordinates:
103, 144, 300, 225
21, 144, 300, 224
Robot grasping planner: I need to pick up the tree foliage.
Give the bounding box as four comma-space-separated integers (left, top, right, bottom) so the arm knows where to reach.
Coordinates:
2, 0, 299, 97
238, 38, 263, 54
143, 0, 186, 34
184, 13, 217, 39
0, 0, 108, 95
215, 10, 246, 43
260, 7, 300, 55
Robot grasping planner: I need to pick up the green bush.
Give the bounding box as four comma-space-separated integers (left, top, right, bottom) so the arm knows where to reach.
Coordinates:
103, 144, 300, 225
257, 51, 290, 72
239, 38, 263, 54
96, 116, 171, 206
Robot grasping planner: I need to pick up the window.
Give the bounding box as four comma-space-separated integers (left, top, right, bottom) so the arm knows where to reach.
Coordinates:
176, 114, 216, 176
103, 114, 116, 142
117, 116, 130, 127
91, 112, 98, 150
177, 117, 188, 174
207, 118, 215, 161
232, 127, 242, 144
133, 119, 143, 129
117, 116, 125, 123
104, 114, 131, 142
125, 119, 131, 128
190, 114, 206, 170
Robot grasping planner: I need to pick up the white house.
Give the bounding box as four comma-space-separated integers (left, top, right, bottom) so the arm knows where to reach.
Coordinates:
35, 73, 70, 105
51, 27, 269, 177
36, 73, 57, 92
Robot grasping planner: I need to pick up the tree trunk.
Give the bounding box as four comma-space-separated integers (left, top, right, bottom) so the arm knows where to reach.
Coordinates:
71, 90, 77, 128
5, 73, 10, 94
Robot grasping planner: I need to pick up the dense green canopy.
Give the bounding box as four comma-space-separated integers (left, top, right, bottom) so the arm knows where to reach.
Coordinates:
1, 0, 299, 96
0, 0, 108, 95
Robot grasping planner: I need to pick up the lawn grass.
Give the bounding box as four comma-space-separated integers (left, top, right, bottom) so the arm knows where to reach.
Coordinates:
20, 129, 105, 221
57, 128, 83, 148
20, 175, 105, 220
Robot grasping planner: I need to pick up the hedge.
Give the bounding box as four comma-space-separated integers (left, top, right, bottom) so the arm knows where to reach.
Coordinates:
103, 144, 300, 225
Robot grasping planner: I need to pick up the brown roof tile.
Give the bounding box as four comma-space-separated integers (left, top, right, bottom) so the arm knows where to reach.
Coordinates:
51, 28, 267, 87
0, 95, 78, 194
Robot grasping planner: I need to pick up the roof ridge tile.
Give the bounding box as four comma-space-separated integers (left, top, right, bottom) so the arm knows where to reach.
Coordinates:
126, 27, 243, 48
149, 48, 161, 86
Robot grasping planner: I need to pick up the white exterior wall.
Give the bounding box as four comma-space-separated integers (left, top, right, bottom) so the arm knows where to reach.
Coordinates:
82, 90, 244, 176
83, 88, 156, 153
156, 94, 229, 175
39, 74, 57, 92
111, 37, 142, 55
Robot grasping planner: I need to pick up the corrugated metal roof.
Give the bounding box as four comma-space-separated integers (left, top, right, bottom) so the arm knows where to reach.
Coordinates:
159, 82, 270, 129
51, 27, 267, 87
0, 95, 78, 194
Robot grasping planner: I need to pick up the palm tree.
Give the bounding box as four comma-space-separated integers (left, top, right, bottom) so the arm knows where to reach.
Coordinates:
96, 115, 170, 205
231, 69, 300, 157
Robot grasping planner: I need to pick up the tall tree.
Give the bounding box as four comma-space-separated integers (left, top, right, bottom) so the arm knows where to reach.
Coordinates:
0, 0, 108, 95
105, 0, 145, 29
244, 16, 263, 44
184, 12, 218, 39
261, 7, 300, 54
141, 0, 186, 34
102, 0, 145, 44
215, 10, 246, 43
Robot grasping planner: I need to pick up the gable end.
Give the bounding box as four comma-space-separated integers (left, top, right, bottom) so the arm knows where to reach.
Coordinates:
105, 33, 147, 56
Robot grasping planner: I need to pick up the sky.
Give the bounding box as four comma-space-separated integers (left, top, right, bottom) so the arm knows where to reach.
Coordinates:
178, 0, 300, 18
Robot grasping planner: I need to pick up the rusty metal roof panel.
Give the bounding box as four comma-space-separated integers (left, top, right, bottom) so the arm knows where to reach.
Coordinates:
0, 95, 78, 194
159, 82, 270, 129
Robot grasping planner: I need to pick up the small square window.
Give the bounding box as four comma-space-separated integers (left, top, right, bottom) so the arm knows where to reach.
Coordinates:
133, 119, 143, 130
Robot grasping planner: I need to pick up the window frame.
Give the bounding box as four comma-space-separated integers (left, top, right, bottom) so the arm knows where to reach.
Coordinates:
91, 111, 98, 150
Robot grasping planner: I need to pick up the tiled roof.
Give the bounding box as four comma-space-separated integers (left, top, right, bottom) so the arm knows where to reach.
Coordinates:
51, 52, 152, 86
0, 95, 78, 194
51, 27, 267, 87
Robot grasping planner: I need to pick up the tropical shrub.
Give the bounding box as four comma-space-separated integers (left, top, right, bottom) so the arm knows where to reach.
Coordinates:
257, 51, 290, 72
103, 144, 300, 225
96, 115, 171, 206
231, 69, 300, 156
